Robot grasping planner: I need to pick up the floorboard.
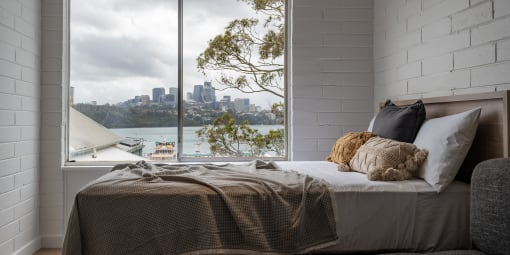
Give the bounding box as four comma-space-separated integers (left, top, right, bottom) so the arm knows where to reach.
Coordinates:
33, 248, 61, 255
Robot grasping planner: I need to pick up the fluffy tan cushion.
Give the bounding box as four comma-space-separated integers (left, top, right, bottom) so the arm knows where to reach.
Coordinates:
327, 132, 377, 171
349, 137, 428, 181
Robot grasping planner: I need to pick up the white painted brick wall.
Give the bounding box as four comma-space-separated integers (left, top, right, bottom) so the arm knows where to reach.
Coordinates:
0, 0, 40, 254
39, 0, 66, 248
422, 18, 451, 43
494, 0, 510, 18
408, 0, 469, 31
471, 61, 510, 86
452, 1, 492, 32
397, 61, 421, 80
454, 44, 495, 69
374, 0, 510, 104
292, 0, 374, 160
422, 54, 453, 75
472, 16, 510, 46
409, 31, 470, 61
498, 39, 510, 61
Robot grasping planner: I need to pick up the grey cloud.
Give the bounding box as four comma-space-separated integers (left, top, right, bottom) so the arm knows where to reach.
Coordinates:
184, 0, 254, 17
70, 0, 280, 107
112, 0, 176, 11
71, 34, 177, 81
71, 8, 120, 32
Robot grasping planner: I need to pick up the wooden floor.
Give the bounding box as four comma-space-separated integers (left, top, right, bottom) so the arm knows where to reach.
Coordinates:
33, 249, 61, 255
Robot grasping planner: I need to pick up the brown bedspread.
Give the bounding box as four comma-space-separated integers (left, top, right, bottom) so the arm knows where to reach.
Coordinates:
62, 160, 338, 255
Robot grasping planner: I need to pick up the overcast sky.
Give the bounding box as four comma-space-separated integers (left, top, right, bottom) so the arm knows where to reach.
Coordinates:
70, 0, 283, 109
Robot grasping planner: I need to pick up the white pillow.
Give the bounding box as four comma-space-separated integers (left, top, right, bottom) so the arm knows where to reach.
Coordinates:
413, 108, 481, 192
367, 116, 375, 131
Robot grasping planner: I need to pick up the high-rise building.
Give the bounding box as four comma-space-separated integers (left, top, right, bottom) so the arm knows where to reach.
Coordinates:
166, 87, 178, 107
140, 95, 151, 105
193, 85, 203, 103
234, 98, 250, 112
202, 82, 216, 106
152, 87, 165, 103
186, 92, 193, 101
222, 95, 231, 103
219, 96, 232, 111
161, 94, 175, 106
169, 87, 178, 98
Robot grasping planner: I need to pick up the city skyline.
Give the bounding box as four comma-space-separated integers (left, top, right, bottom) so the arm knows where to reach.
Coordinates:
76, 82, 270, 111
70, 0, 283, 109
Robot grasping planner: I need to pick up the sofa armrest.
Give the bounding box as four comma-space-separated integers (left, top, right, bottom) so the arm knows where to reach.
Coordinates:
471, 158, 510, 254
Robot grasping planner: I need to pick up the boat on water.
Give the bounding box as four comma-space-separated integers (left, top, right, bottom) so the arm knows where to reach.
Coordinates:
147, 141, 176, 160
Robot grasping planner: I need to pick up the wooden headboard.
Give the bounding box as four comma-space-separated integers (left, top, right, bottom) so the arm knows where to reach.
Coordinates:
389, 91, 510, 182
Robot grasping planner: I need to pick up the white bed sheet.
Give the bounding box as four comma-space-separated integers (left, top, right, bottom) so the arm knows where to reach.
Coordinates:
276, 161, 471, 253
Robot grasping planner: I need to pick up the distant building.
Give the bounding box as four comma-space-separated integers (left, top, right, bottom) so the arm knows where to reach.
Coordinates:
193, 85, 203, 103
162, 87, 178, 107
249, 104, 256, 112
222, 95, 231, 103
234, 98, 250, 112
140, 95, 150, 105
152, 87, 165, 103
91, 101, 97, 105
218, 96, 232, 112
169, 87, 178, 99
186, 92, 193, 101
202, 82, 216, 109
161, 94, 176, 106
218, 96, 232, 111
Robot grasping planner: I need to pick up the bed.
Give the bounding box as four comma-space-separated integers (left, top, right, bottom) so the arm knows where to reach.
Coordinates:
62, 91, 510, 254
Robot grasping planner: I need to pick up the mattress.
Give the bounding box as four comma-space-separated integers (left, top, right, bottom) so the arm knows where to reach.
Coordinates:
276, 161, 471, 253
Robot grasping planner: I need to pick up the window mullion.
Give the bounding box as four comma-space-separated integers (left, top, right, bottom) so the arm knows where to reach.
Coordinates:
177, 0, 184, 161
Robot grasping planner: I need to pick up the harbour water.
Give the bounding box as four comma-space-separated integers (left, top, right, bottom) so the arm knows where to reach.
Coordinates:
110, 125, 284, 157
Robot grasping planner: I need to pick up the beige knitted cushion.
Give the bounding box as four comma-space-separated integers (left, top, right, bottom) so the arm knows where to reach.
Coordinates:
349, 137, 428, 181
327, 132, 377, 171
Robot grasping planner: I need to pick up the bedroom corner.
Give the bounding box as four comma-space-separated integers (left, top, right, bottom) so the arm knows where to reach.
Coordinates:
2, 0, 510, 254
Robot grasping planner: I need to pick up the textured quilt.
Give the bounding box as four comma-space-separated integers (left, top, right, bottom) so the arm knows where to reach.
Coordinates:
62, 160, 338, 255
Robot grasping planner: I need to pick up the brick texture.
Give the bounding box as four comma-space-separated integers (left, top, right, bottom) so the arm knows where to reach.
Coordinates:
39, 0, 66, 248
292, 0, 374, 160
0, 0, 40, 254
374, 0, 510, 103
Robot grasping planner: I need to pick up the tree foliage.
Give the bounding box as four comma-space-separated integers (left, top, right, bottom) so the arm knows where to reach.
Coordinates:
196, 0, 285, 98
196, 0, 286, 157
196, 113, 284, 157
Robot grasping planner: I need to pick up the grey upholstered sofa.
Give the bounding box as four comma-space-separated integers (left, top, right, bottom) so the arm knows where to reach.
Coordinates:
384, 158, 510, 255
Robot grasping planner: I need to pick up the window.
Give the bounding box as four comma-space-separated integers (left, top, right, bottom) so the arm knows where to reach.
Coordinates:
68, 0, 287, 162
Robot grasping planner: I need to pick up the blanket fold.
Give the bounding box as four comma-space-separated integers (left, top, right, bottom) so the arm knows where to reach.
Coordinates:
63, 160, 338, 255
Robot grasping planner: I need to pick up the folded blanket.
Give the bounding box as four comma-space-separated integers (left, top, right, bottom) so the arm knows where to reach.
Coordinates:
63, 160, 338, 255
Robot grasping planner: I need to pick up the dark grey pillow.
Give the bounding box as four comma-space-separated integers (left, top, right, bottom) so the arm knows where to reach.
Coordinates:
372, 100, 426, 143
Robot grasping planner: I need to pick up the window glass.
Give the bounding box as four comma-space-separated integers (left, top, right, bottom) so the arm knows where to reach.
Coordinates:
70, 0, 179, 162
69, 0, 285, 162
183, 0, 286, 159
